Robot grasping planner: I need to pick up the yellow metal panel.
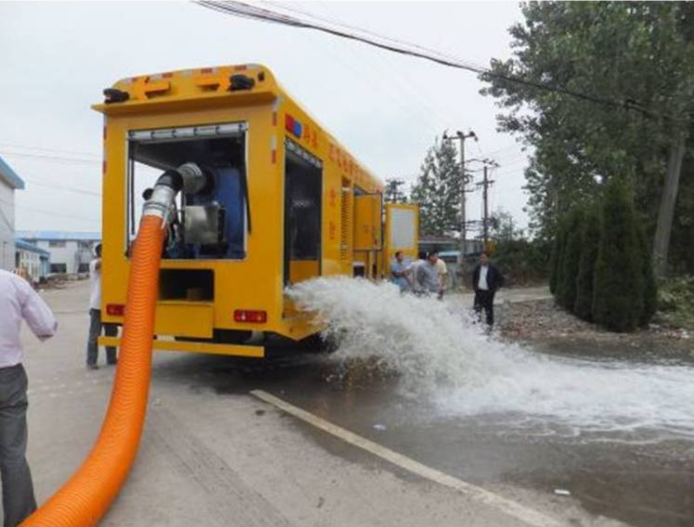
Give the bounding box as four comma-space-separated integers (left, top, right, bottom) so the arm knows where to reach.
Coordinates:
98, 337, 264, 358
354, 195, 381, 250
289, 260, 320, 284
155, 301, 214, 339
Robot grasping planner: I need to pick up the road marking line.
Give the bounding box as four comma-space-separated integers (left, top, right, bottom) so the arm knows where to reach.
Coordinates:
251, 389, 562, 527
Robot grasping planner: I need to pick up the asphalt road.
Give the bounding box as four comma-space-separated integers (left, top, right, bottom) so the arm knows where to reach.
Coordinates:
10, 280, 692, 527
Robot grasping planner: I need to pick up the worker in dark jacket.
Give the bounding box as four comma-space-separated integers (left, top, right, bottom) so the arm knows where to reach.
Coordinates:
471, 251, 504, 327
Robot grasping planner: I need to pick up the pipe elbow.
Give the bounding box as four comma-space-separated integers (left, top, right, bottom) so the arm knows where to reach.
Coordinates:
142, 164, 212, 220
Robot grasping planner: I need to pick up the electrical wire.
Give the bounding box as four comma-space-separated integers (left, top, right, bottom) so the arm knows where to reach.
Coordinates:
0, 197, 100, 223
22, 177, 101, 197
0, 141, 100, 159
0, 150, 101, 165
195, 0, 663, 119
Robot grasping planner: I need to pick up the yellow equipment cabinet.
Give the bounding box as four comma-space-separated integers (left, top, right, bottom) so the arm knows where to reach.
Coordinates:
94, 64, 417, 358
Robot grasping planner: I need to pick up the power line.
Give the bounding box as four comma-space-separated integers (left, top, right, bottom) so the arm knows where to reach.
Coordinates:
0, 141, 100, 159
22, 177, 101, 197
195, 0, 663, 119
1, 198, 100, 223
0, 150, 100, 165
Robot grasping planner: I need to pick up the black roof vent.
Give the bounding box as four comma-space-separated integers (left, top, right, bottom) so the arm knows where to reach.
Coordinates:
229, 75, 255, 92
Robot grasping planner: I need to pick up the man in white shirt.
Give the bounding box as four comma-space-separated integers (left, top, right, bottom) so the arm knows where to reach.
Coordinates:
86, 244, 118, 369
0, 268, 58, 527
471, 251, 505, 326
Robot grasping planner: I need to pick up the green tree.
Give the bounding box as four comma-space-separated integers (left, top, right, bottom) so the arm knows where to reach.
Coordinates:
637, 223, 658, 326
481, 2, 694, 275
559, 208, 584, 311
384, 178, 408, 204
574, 206, 600, 321
490, 210, 550, 285
593, 179, 644, 332
490, 210, 523, 242
410, 137, 461, 236
549, 216, 567, 296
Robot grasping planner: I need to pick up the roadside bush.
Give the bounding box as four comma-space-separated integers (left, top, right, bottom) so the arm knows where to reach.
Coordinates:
657, 275, 694, 329
574, 207, 600, 321
492, 238, 550, 286
592, 178, 644, 332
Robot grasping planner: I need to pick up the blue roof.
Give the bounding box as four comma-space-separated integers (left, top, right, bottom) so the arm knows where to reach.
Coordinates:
0, 156, 25, 190
15, 239, 51, 257
16, 231, 101, 241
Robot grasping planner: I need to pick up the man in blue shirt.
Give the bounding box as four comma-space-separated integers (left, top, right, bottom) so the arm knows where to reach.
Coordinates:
390, 251, 411, 292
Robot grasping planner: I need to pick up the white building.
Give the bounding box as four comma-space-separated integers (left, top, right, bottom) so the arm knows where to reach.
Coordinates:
16, 231, 101, 275
0, 156, 25, 271
15, 239, 50, 284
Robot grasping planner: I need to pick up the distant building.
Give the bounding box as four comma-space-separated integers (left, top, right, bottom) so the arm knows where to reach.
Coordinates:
15, 239, 50, 284
16, 231, 101, 274
0, 156, 25, 271
418, 235, 482, 256
418, 235, 484, 290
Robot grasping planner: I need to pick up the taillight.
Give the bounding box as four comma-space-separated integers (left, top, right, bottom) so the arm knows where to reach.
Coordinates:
234, 310, 267, 323
106, 304, 125, 316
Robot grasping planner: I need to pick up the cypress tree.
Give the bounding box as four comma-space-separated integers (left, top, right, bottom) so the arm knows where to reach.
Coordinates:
592, 178, 644, 332
549, 217, 567, 296
637, 223, 658, 326
559, 208, 584, 311
574, 207, 600, 320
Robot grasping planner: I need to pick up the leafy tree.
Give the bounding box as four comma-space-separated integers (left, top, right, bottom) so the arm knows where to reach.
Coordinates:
574, 206, 600, 321
593, 179, 644, 332
481, 2, 694, 275
549, 216, 567, 296
384, 178, 408, 204
490, 210, 524, 242
558, 208, 584, 310
637, 223, 658, 326
410, 137, 462, 236
488, 209, 549, 284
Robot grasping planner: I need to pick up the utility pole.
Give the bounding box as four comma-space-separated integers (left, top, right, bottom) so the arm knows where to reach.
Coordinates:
443, 130, 477, 278
477, 162, 497, 250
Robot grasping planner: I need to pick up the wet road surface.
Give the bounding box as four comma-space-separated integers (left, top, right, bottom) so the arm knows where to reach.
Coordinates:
24, 281, 694, 527
153, 341, 694, 527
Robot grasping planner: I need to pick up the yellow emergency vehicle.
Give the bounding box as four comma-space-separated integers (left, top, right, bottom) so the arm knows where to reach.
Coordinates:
95, 64, 418, 358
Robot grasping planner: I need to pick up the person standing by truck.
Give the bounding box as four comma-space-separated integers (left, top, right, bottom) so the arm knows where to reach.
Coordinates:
86, 244, 118, 369
414, 252, 441, 297
390, 251, 412, 293
0, 268, 58, 527
471, 251, 504, 327
433, 251, 448, 299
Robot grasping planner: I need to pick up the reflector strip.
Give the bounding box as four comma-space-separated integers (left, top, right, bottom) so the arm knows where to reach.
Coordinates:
234, 310, 267, 323
106, 304, 125, 316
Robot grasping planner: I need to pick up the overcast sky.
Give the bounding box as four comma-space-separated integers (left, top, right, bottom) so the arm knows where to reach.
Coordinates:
0, 1, 529, 234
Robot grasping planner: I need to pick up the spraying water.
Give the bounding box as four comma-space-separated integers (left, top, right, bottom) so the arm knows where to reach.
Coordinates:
289, 277, 694, 441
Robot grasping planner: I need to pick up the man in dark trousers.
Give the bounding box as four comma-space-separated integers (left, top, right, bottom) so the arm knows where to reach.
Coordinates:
472, 251, 504, 327
0, 269, 58, 527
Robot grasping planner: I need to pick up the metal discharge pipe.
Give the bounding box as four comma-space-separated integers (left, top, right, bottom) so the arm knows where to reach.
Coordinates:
22, 164, 209, 527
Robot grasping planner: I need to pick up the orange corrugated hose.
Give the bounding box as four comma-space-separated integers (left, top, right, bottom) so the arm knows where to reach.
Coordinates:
22, 215, 166, 527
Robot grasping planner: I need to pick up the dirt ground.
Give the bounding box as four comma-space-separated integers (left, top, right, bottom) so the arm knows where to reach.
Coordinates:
496, 296, 693, 358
